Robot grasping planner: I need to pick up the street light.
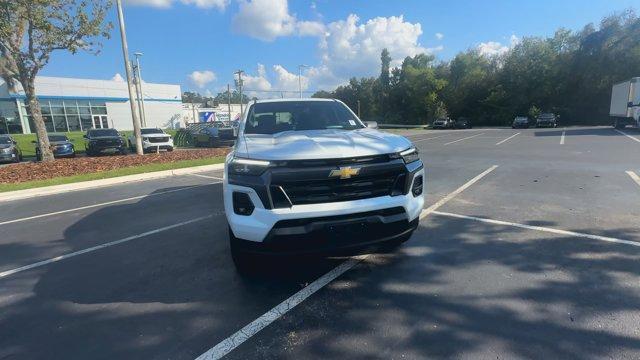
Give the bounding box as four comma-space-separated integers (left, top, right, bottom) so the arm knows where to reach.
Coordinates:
133, 52, 147, 127
115, 0, 143, 155
298, 64, 309, 98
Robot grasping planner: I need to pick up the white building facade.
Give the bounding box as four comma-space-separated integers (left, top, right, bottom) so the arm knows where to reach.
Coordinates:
0, 76, 182, 134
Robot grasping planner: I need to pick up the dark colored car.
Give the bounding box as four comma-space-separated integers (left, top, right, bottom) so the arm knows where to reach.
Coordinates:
512, 116, 530, 129
84, 128, 127, 156
34, 134, 76, 160
0, 135, 22, 163
432, 118, 454, 129
193, 122, 236, 147
536, 113, 558, 128
454, 118, 472, 129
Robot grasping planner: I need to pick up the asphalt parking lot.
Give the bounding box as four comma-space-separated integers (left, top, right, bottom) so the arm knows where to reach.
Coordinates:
1, 126, 640, 359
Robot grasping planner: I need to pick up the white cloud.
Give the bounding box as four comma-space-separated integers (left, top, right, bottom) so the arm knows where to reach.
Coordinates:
111, 73, 125, 82
242, 64, 272, 97
435, 32, 444, 40
477, 34, 520, 57
188, 70, 216, 88
297, 21, 326, 37
232, 0, 325, 41
308, 14, 430, 88
232, 0, 295, 41
125, 0, 228, 9
273, 65, 308, 91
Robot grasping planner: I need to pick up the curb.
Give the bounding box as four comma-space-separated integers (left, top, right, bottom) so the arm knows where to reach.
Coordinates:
0, 163, 225, 203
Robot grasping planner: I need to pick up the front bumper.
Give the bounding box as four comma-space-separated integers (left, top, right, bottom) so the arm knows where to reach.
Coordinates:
142, 140, 174, 150
224, 165, 425, 249
0, 152, 17, 162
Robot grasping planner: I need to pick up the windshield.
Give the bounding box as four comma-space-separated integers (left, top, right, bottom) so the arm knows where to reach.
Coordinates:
48, 135, 68, 142
244, 101, 364, 135
0, 136, 11, 145
141, 128, 164, 135
88, 129, 119, 137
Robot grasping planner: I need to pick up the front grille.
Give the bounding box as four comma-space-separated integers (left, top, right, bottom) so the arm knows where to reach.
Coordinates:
148, 136, 169, 143
96, 139, 118, 146
270, 158, 406, 207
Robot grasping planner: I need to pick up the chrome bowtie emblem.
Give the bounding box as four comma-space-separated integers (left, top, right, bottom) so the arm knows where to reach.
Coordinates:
329, 166, 361, 179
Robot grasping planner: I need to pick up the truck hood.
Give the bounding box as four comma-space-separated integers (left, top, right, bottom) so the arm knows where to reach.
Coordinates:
141, 133, 169, 138
236, 129, 412, 161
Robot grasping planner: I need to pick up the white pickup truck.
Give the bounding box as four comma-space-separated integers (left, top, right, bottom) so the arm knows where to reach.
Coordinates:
128, 128, 174, 153
223, 98, 425, 273
610, 77, 640, 129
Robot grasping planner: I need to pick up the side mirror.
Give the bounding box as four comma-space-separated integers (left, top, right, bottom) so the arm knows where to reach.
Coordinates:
31, 140, 37, 144
13, 140, 18, 145
83, 135, 88, 139
364, 121, 378, 129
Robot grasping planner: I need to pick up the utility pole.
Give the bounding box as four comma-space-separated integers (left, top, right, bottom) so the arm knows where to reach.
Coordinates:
298, 64, 309, 98
133, 52, 147, 127
131, 60, 143, 124
357, 100, 361, 118
234, 70, 244, 119
191, 103, 197, 124
116, 0, 143, 155
227, 84, 231, 124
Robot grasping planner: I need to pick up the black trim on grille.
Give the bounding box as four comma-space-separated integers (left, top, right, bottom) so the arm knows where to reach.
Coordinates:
228, 155, 423, 209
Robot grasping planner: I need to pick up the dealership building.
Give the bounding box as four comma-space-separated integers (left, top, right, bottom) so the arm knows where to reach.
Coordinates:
0, 76, 182, 134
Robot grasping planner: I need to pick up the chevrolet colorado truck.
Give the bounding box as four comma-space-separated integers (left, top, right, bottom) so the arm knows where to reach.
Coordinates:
223, 98, 425, 273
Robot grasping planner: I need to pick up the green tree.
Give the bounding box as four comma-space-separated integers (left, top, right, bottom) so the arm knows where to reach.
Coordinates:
0, 0, 112, 161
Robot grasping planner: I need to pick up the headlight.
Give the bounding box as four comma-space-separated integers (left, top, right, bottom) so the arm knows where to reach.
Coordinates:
0, 147, 12, 154
399, 147, 420, 164
228, 157, 271, 176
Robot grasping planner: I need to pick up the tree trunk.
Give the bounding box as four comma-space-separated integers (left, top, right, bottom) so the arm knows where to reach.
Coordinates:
23, 81, 54, 162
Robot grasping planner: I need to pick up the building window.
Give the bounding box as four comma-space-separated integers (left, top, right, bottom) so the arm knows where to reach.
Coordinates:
18, 98, 110, 133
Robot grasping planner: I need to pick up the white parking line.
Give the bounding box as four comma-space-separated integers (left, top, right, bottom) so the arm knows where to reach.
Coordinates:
495, 133, 520, 145
0, 215, 213, 279
190, 173, 224, 181
195, 165, 499, 360
615, 129, 640, 143
432, 211, 640, 247
560, 129, 566, 145
627, 171, 640, 188
443, 133, 484, 145
412, 134, 449, 143
0, 183, 219, 227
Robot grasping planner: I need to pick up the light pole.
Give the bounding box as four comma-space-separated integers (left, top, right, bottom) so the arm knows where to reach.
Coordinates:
115, 0, 143, 155
298, 64, 309, 98
234, 70, 245, 118
133, 52, 147, 127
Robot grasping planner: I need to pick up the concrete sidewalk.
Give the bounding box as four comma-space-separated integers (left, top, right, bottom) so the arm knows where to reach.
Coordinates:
0, 163, 224, 203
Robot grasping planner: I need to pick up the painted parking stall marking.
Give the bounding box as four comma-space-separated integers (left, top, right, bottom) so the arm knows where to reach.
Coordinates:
560, 129, 566, 145
0, 215, 213, 279
195, 165, 500, 360
0, 183, 218, 227
433, 211, 640, 247
615, 129, 640, 143
412, 134, 449, 143
495, 132, 520, 145
627, 171, 640, 188
443, 132, 485, 145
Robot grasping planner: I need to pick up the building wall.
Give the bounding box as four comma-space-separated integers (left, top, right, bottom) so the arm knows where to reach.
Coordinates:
0, 76, 182, 133
107, 101, 182, 130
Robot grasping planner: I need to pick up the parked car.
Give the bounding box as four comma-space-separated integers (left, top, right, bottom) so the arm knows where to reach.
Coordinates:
193, 123, 236, 147
536, 113, 558, 128
0, 134, 22, 163
128, 128, 174, 153
84, 128, 127, 156
34, 134, 76, 160
224, 98, 424, 273
454, 117, 472, 129
432, 118, 454, 129
512, 116, 530, 129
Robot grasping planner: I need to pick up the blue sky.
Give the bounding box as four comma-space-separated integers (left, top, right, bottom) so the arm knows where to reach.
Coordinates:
41, 0, 638, 96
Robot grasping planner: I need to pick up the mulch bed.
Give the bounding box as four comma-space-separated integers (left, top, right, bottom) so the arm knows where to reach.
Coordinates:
0, 148, 230, 184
